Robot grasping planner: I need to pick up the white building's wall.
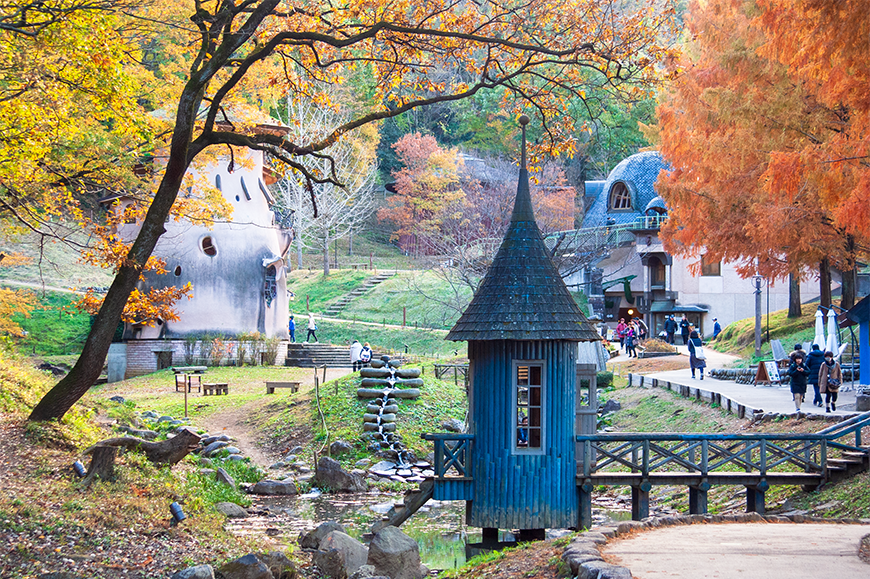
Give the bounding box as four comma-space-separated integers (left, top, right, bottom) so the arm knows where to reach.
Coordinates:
125, 149, 292, 339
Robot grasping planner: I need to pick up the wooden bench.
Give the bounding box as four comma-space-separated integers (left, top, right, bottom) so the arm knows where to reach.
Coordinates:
266, 381, 300, 394
203, 383, 228, 396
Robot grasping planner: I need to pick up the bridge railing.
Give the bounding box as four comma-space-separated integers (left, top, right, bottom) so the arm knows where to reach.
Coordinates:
817, 411, 870, 451
421, 433, 474, 478
576, 432, 832, 478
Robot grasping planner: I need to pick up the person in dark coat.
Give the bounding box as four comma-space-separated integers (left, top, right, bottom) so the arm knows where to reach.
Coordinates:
805, 344, 826, 407
687, 330, 706, 379
664, 315, 678, 345
819, 351, 843, 413
789, 343, 807, 364
787, 353, 810, 413
712, 317, 721, 339
679, 315, 691, 345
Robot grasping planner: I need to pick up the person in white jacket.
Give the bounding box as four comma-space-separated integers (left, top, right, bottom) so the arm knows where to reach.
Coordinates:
350, 340, 363, 371
306, 313, 318, 343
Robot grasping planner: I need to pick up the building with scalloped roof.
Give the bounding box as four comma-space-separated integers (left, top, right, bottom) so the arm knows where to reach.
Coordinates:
568, 151, 829, 337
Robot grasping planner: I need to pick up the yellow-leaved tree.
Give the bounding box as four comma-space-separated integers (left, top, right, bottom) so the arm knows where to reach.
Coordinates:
24, 0, 680, 421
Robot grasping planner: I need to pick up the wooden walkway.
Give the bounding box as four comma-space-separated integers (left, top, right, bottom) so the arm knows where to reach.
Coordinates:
576, 411, 870, 528
417, 412, 870, 531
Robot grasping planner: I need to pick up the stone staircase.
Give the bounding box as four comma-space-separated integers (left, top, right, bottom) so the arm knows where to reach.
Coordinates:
285, 343, 352, 367
323, 271, 396, 317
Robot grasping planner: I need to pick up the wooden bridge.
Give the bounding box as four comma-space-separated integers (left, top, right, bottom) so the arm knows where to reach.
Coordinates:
415, 412, 870, 531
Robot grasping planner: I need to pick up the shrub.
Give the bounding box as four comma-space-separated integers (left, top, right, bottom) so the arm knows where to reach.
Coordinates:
262, 336, 280, 365
596, 371, 614, 389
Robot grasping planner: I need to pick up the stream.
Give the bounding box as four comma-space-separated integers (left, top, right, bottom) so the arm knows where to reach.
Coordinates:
224, 490, 666, 572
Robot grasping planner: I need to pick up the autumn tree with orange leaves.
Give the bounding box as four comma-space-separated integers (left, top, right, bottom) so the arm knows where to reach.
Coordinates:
24, 0, 679, 421
655, 0, 869, 315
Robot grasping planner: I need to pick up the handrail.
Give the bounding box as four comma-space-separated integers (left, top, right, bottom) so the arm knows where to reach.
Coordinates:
422, 433, 474, 478
421, 433, 475, 440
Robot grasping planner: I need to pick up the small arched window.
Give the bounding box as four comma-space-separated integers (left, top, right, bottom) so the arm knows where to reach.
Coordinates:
608, 182, 632, 210
201, 236, 217, 256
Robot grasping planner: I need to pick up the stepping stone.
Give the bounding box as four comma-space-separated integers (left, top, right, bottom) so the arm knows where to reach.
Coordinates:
396, 469, 413, 477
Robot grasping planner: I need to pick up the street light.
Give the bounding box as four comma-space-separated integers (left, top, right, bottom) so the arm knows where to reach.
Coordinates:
753, 273, 764, 359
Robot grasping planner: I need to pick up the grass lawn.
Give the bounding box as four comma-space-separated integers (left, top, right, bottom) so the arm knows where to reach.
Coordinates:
710, 300, 854, 365
8, 289, 92, 357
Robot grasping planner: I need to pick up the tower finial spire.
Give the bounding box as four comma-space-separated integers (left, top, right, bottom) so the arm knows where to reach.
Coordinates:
519, 114, 530, 170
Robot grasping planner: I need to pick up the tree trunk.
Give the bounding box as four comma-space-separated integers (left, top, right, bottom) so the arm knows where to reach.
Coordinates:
840, 266, 856, 310
840, 235, 857, 310
348, 231, 353, 255
83, 445, 117, 486
819, 257, 832, 309
295, 215, 303, 269
29, 85, 205, 422
322, 230, 330, 275
788, 272, 802, 318
83, 428, 201, 466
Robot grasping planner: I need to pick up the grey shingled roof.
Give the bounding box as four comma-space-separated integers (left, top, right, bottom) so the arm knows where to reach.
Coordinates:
446, 166, 600, 342
581, 151, 669, 228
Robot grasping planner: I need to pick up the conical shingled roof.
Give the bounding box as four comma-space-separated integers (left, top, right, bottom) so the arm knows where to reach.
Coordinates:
446, 124, 600, 342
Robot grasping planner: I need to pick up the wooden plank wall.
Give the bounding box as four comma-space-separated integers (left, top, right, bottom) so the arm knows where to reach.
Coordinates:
468, 340, 578, 529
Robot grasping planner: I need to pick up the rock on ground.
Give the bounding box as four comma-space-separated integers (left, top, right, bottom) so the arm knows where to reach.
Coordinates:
313, 531, 369, 579
367, 526, 425, 579
250, 480, 298, 495
218, 554, 273, 579
313, 457, 367, 493
214, 502, 249, 519
300, 521, 347, 550
216, 467, 236, 487
256, 551, 297, 579
170, 565, 215, 579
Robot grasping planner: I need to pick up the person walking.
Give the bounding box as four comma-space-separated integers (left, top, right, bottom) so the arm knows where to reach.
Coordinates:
350, 339, 363, 371
819, 351, 843, 413
664, 315, 678, 345
712, 317, 721, 339
787, 353, 810, 413
616, 318, 628, 351
687, 330, 706, 379
679, 314, 691, 345
635, 318, 648, 343
359, 342, 373, 367
805, 344, 825, 407
288, 315, 296, 342
306, 312, 318, 343
625, 323, 637, 358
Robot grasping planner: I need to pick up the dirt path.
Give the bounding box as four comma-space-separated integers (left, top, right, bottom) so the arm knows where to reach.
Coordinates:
197, 367, 353, 468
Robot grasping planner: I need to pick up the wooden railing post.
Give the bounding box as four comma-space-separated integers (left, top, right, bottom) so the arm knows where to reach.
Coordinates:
434, 440, 444, 477
642, 440, 650, 477
701, 439, 709, 476
759, 439, 767, 476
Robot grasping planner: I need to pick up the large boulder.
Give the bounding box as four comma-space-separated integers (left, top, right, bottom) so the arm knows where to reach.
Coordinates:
330, 440, 354, 456
250, 479, 298, 495
313, 457, 367, 493
256, 551, 297, 579
214, 502, 249, 519
300, 521, 347, 550
170, 566, 214, 579
440, 418, 464, 433
313, 531, 369, 579
367, 526, 425, 579
218, 554, 273, 579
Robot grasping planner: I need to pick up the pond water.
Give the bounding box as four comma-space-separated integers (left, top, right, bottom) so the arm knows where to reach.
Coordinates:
224, 490, 652, 572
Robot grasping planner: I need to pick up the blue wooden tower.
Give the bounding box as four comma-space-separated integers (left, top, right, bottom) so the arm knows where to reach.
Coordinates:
432, 116, 600, 539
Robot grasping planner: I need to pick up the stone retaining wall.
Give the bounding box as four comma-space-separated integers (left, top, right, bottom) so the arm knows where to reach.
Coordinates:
626, 373, 851, 422
123, 339, 289, 378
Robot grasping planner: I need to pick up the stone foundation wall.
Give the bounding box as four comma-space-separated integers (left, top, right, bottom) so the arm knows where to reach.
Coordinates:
123, 339, 290, 378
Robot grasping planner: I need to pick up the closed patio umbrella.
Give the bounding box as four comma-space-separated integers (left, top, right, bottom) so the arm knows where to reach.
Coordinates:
813, 308, 826, 349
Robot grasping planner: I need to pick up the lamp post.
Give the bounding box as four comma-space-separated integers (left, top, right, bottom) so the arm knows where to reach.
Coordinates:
753, 274, 764, 359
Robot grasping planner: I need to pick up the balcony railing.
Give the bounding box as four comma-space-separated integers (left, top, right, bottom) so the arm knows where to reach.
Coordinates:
421, 433, 474, 479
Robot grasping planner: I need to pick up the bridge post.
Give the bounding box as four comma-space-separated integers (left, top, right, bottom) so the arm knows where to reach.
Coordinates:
631, 480, 651, 520
689, 482, 710, 514
745, 479, 769, 515
578, 479, 593, 530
